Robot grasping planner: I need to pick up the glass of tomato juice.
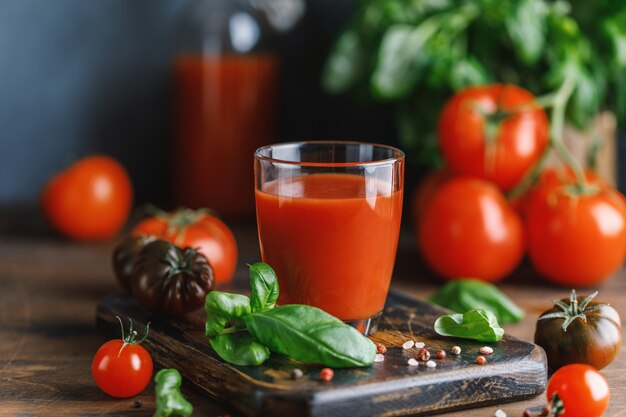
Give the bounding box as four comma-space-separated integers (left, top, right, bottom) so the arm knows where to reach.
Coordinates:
254, 142, 404, 334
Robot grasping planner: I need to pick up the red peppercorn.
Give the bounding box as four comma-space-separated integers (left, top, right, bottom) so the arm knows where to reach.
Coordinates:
435, 349, 446, 359
376, 343, 387, 355
417, 348, 431, 362
476, 355, 486, 365
522, 410, 531, 417
320, 368, 334, 382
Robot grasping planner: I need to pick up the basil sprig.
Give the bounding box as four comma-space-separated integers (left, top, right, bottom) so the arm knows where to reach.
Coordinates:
429, 279, 524, 325
205, 262, 376, 367
434, 309, 504, 342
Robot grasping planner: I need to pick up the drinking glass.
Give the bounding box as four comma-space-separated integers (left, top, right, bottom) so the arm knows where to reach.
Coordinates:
254, 141, 404, 334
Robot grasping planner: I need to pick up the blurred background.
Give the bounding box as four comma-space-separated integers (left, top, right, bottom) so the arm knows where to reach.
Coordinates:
0, 0, 624, 218
0, 0, 396, 212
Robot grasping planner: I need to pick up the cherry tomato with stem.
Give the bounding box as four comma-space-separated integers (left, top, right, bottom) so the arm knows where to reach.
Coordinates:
547, 363, 610, 417
438, 84, 549, 191
92, 317, 153, 398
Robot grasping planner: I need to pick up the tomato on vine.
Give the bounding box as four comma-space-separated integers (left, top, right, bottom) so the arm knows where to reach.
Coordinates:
418, 177, 525, 282
92, 317, 153, 398
438, 84, 549, 191
547, 364, 610, 417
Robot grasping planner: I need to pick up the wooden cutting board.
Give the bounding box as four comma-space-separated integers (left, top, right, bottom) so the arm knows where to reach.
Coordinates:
96, 291, 547, 417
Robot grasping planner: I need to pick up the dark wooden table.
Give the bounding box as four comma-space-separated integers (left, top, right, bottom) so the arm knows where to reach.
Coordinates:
1, 217, 625, 416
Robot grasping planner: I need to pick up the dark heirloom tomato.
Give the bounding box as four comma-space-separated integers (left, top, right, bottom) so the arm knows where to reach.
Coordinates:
131, 240, 215, 316
112, 235, 155, 292
535, 290, 621, 370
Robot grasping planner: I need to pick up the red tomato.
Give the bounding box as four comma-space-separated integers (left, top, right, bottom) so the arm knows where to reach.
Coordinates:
418, 177, 525, 282
411, 170, 452, 229
438, 84, 549, 191
92, 339, 153, 398
547, 364, 610, 417
41, 156, 133, 241
132, 208, 238, 283
526, 176, 626, 286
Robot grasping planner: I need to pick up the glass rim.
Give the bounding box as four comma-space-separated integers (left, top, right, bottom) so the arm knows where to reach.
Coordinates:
254, 141, 405, 167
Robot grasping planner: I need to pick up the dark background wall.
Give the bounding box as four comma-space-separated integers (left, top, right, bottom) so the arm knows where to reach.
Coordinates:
0, 0, 396, 207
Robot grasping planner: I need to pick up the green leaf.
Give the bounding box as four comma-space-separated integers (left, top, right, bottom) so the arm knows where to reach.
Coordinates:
603, 18, 626, 68
204, 292, 251, 337
244, 305, 376, 368
505, 0, 548, 65
153, 369, 193, 417
449, 56, 490, 90
429, 279, 524, 324
371, 22, 438, 99
209, 333, 270, 366
322, 28, 368, 94
249, 262, 279, 313
434, 309, 505, 342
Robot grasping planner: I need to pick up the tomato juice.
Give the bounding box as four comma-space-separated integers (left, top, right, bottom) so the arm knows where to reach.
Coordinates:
255, 173, 403, 321
173, 54, 277, 217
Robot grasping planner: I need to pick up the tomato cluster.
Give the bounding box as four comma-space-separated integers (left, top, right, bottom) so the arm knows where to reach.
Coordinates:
415, 84, 626, 285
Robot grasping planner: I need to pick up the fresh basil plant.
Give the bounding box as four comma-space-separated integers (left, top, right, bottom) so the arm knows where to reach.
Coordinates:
205, 262, 376, 367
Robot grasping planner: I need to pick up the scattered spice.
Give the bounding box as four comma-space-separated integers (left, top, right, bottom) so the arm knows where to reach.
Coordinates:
132, 399, 142, 408
522, 410, 531, 417
320, 368, 334, 382
374, 353, 385, 363
417, 348, 431, 362
415, 341, 425, 349
451, 346, 462, 355
476, 355, 487, 365
435, 349, 446, 359
376, 343, 387, 355
541, 406, 550, 416
402, 340, 415, 350
407, 358, 419, 367
426, 360, 437, 368
495, 409, 507, 417
292, 368, 304, 380
480, 346, 494, 355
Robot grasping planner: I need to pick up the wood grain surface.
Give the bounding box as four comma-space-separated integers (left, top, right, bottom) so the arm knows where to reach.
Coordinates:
1, 219, 626, 416
97, 291, 545, 417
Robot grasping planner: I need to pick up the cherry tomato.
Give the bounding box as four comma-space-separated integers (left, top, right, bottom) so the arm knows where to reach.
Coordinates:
418, 177, 525, 282
92, 319, 153, 398
132, 207, 237, 283
41, 155, 133, 241
438, 84, 549, 191
526, 175, 626, 286
547, 364, 610, 417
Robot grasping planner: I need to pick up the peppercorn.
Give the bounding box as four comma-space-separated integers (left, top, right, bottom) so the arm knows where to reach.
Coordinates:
476, 355, 487, 365
320, 368, 334, 382
376, 343, 387, 354
292, 368, 304, 380
480, 346, 494, 355
451, 346, 461, 355
435, 349, 446, 359
522, 410, 531, 417
417, 348, 431, 362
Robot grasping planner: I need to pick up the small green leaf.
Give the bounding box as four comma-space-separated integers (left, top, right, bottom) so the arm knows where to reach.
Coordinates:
153, 369, 193, 417
204, 292, 251, 337
434, 309, 504, 342
209, 333, 270, 366
322, 28, 368, 94
249, 262, 279, 313
505, 0, 548, 65
244, 305, 376, 368
429, 279, 524, 324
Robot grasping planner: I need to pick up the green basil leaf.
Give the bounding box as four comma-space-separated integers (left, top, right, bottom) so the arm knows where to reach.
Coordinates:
153, 369, 193, 417
244, 305, 376, 368
505, 0, 548, 65
209, 332, 270, 366
371, 22, 437, 99
322, 27, 368, 94
429, 279, 524, 324
434, 309, 504, 342
249, 262, 279, 313
204, 292, 251, 337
